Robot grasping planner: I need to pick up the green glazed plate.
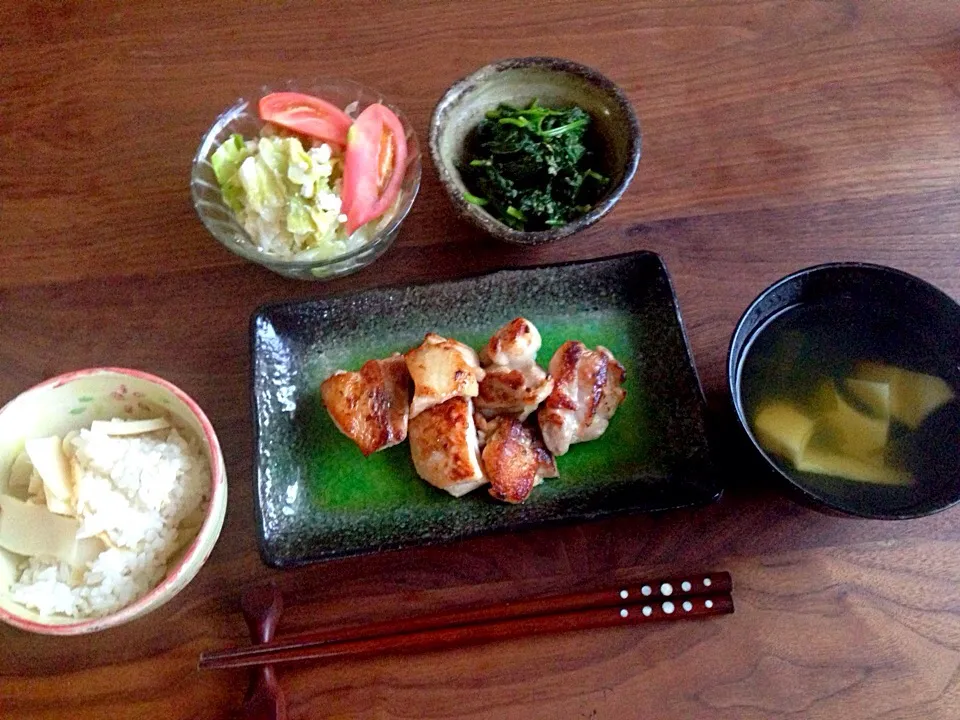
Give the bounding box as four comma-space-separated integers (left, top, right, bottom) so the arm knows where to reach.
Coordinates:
251, 251, 719, 567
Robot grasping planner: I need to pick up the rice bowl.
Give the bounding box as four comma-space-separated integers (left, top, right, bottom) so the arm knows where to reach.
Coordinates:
0, 368, 227, 635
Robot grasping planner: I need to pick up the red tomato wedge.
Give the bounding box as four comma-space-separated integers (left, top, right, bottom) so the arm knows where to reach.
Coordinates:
341, 103, 408, 235
258, 92, 353, 146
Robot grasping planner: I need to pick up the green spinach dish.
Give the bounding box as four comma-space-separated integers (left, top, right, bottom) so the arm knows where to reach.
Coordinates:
459, 100, 609, 231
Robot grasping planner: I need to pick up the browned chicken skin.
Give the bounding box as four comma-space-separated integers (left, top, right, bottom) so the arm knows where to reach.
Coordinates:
538, 341, 626, 456
476, 365, 554, 420
405, 333, 485, 418
319, 354, 411, 456
320, 320, 627, 504
479, 416, 558, 504
480, 317, 542, 369
476, 318, 553, 420
408, 397, 487, 497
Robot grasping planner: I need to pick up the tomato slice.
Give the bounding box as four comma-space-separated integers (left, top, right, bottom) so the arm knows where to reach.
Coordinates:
258, 92, 353, 146
341, 103, 408, 235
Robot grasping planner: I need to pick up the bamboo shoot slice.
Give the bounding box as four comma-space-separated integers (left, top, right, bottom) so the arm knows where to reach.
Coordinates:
90, 418, 170, 436
753, 402, 817, 465
27, 470, 44, 501
853, 362, 899, 387
807, 380, 888, 456
70, 457, 92, 510
797, 445, 913, 486
62, 431, 79, 456
43, 485, 75, 516
844, 378, 890, 419
95, 530, 119, 549
810, 380, 840, 414
6, 452, 33, 498
854, 362, 955, 429
25, 436, 73, 500
820, 399, 889, 458
894, 369, 955, 428
67, 535, 105, 569
0, 494, 80, 560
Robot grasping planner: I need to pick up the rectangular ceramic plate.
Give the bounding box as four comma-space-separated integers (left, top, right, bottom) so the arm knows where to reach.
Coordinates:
251, 251, 719, 567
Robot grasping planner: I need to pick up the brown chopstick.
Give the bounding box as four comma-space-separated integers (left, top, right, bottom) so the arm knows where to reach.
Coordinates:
204, 593, 732, 670
200, 572, 732, 671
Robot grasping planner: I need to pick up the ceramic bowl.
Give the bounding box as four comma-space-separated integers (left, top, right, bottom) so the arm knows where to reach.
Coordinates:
191, 79, 421, 281
728, 263, 960, 519
429, 57, 641, 245
0, 368, 227, 634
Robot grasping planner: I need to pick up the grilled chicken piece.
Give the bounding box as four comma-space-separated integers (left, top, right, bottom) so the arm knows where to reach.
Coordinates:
480, 417, 558, 504
408, 397, 486, 497
474, 412, 505, 450
480, 317, 542, 369
320, 354, 411, 456
476, 365, 554, 421
476, 318, 553, 420
405, 333, 485, 418
538, 341, 626, 456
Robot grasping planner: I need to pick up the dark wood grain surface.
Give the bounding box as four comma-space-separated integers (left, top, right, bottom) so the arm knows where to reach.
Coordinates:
2, 1, 960, 718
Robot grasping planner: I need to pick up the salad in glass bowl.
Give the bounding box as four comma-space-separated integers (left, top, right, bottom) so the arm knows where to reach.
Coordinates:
191, 80, 421, 280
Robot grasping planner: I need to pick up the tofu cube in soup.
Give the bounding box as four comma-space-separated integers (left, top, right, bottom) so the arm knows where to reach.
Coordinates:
408, 397, 487, 497
320, 354, 411, 456
404, 333, 485, 418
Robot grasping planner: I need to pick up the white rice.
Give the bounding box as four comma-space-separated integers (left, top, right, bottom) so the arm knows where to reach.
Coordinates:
8, 425, 210, 618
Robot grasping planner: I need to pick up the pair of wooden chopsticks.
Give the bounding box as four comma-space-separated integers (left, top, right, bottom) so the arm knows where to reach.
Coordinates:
199, 571, 733, 671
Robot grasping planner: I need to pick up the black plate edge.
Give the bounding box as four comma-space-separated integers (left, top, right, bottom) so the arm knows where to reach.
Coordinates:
264, 481, 719, 569
250, 248, 662, 319
249, 311, 284, 569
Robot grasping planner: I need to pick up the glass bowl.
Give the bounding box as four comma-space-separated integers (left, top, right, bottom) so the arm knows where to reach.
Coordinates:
191, 80, 421, 281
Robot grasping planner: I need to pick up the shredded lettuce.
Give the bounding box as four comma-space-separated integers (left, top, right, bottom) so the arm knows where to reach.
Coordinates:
285, 195, 314, 236
211, 134, 354, 260
256, 136, 289, 177
210, 134, 252, 212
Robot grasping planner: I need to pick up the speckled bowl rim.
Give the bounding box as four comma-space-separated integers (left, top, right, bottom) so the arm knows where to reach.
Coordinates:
0, 367, 228, 635
429, 57, 642, 245
190, 78, 422, 270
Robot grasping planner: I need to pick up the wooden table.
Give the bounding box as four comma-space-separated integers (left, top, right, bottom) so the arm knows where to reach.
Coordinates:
3, 2, 960, 717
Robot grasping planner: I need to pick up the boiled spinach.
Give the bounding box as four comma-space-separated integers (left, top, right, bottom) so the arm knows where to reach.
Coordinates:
459, 100, 609, 231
